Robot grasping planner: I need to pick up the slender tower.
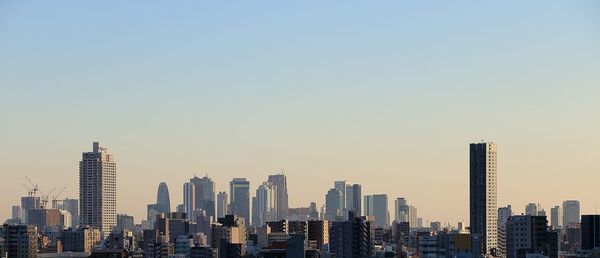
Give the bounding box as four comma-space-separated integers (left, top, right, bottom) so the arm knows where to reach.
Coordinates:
470, 142, 498, 256
79, 142, 116, 238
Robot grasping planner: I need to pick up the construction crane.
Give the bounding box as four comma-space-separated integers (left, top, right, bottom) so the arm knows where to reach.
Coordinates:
24, 176, 39, 197
39, 187, 56, 209
51, 187, 67, 209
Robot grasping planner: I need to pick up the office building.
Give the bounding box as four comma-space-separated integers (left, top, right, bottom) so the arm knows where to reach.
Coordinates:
156, 182, 171, 214
525, 203, 545, 216
28, 209, 61, 230
470, 142, 498, 256
217, 191, 228, 219
550, 206, 561, 230
183, 182, 195, 218
326, 188, 342, 221
268, 173, 289, 221
117, 214, 134, 231
63, 198, 79, 228
230, 178, 251, 226
563, 200, 580, 228
364, 194, 389, 229
253, 182, 277, 227
11, 205, 21, 221
581, 215, 600, 250
79, 142, 117, 237
191, 175, 216, 219
334, 181, 347, 212
21, 196, 41, 224
394, 197, 418, 228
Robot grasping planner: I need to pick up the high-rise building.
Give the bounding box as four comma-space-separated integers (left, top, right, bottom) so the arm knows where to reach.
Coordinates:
498, 205, 513, 258
156, 182, 171, 214
525, 203, 544, 216
79, 142, 117, 237
230, 178, 250, 226
505, 215, 558, 258
470, 142, 498, 256
351, 184, 362, 216
330, 211, 374, 258
365, 194, 389, 229
394, 197, 417, 228
190, 175, 216, 219
582, 215, 600, 250
253, 182, 277, 226
326, 188, 342, 221
334, 181, 347, 212
117, 214, 134, 231
216, 191, 228, 219
309, 202, 319, 220
268, 173, 289, 221
2, 224, 38, 258
12, 205, 21, 221
21, 196, 40, 224
563, 200, 581, 228
550, 206, 561, 229
28, 208, 61, 229
183, 182, 195, 219
63, 198, 79, 228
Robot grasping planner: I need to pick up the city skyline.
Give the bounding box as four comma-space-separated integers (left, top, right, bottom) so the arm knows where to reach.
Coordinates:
1, 1, 599, 227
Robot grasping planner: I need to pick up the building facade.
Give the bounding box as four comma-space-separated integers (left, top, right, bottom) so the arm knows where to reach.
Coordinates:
469, 142, 498, 256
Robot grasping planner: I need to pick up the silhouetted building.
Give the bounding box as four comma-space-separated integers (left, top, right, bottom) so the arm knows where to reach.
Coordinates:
191, 175, 216, 220
217, 192, 228, 219
582, 215, 600, 250
505, 215, 558, 258
2, 224, 38, 258
116, 214, 134, 231
61, 227, 102, 253
330, 211, 373, 258
230, 178, 250, 226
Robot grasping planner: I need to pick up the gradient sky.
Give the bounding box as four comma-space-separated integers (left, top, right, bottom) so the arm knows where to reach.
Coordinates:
1, 1, 599, 226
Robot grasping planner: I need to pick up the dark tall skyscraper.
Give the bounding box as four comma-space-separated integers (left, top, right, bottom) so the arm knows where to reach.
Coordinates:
268, 173, 289, 221
217, 191, 228, 219
330, 211, 374, 258
470, 142, 498, 256
190, 175, 216, 219
351, 184, 362, 216
230, 178, 250, 226
79, 142, 117, 238
582, 215, 600, 250
156, 182, 171, 214
506, 215, 558, 258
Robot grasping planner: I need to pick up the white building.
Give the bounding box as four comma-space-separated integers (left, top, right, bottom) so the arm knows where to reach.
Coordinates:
79, 142, 116, 237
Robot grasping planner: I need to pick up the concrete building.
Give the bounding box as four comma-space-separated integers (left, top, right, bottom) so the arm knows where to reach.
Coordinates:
268, 174, 289, 221
330, 211, 373, 258
563, 200, 580, 228
21, 196, 41, 224
2, 224, 38, 258
307, 220, 329, 250
498, 205, 513, 258
61, 227, 102, 253
333, 181, 347, 213
230, 178, 251, 226
190, 175, 216, 220
216, 191, 228, 219
505, 215, 558, 258
183, 182, 195, 219
79, 142, 117, 237
28, 209, 61, 230
469, 142, 498, 256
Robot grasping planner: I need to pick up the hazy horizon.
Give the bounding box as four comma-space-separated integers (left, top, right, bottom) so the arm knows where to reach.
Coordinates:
1, 1, 599, 226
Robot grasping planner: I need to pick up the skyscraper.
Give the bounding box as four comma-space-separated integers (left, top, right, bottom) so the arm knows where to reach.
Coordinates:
550, 206, 561, 229
525, 203, 543, 216
326, 188, 342, 221
563, 200, 580, 228
217, 191, 228, 219
351, 184, 362, 216
253, 182, 277, 226
156, 182, 171, 214
79, 142, 117, 237
498, 205, 513, 258
190, 175, 216, 219
470, 142, 498, 256
364, 194, 389, 229
183, 182, 195, 219
63, 198, 79, 228
230, 178, 250, 225
267, 173, 288, 221
394, 197, 417, 228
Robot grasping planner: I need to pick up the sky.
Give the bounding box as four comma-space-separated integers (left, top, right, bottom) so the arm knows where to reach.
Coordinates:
1, 1, 599, 226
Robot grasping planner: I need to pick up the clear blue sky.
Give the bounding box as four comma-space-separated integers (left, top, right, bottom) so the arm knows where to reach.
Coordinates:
1, 1, 599, 224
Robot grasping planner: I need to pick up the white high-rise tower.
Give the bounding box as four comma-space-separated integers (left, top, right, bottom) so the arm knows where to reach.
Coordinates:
470, 142, 498, 256
79, 142, 116, 238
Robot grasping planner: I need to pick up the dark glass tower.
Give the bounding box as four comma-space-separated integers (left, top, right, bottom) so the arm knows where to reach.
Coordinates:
470, 142, 497, 256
